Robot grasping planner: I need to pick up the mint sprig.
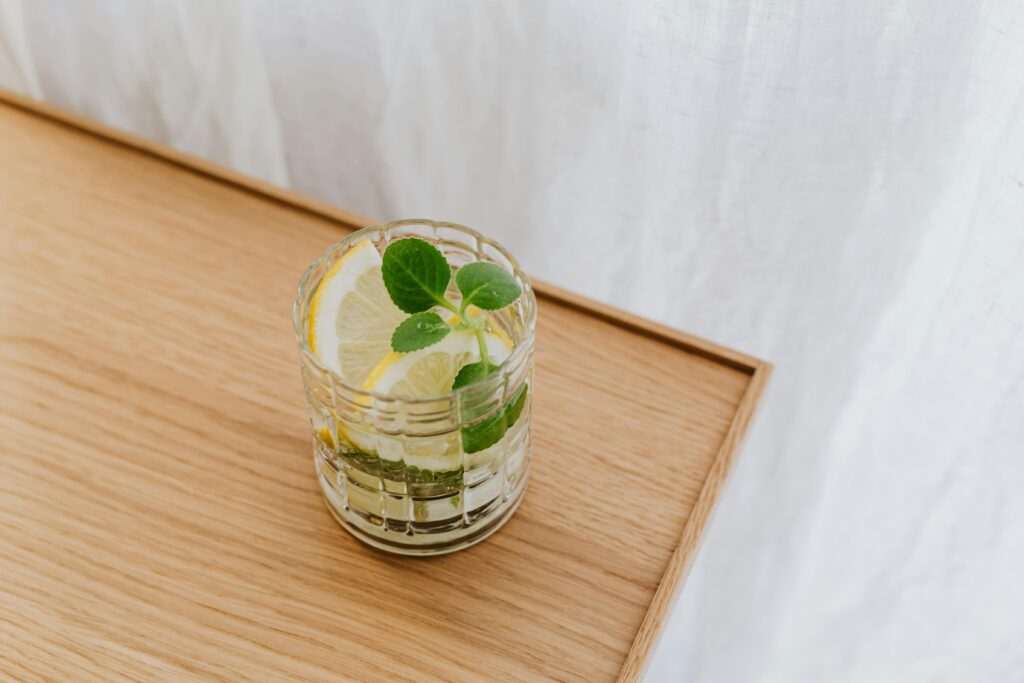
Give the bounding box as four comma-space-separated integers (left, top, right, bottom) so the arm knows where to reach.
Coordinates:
380, 237, 527, 453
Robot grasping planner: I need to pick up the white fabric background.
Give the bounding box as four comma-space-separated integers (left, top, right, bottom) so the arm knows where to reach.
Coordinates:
3, 1, 1023, 681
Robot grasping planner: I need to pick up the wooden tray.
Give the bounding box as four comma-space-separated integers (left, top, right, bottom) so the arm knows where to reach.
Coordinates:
0, 90, 770, 682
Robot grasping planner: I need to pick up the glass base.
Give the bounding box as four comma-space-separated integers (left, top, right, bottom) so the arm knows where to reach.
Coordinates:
318, 468, 528, 556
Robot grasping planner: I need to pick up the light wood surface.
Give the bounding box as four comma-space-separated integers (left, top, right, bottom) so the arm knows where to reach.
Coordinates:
0, 91, 770, 682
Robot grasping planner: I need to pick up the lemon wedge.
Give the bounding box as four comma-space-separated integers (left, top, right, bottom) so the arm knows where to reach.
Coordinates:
308, 239, 406, 386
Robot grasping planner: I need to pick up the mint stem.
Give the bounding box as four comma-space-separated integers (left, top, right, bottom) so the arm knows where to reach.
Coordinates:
459, 301, 491, 366
472, 326, 490, 367
435, 294, 489, 366
438, 297, 460, 316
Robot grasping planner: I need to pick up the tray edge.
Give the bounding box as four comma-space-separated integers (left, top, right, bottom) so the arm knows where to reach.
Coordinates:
616, 361, 771, 682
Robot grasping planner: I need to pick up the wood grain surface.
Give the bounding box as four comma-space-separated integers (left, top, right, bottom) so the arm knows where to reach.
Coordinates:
0, 92, 770, 682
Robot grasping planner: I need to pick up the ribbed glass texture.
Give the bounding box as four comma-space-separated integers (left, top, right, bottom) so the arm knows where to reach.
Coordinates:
293, 220, 536, 555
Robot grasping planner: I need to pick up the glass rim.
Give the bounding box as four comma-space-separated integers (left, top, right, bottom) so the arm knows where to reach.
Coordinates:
292, 219, 537, 404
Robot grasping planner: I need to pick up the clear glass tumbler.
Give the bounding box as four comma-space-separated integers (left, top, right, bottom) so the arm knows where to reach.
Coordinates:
293, 220, 536, 556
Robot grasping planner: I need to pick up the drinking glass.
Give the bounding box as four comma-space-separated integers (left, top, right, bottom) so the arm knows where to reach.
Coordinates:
293, 220, 536, 556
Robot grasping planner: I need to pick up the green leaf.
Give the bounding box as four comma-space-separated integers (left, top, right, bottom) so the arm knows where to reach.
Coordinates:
454, 360, 530, 454
503, 383, 528, 428
382, 238, 452, 313
391, 312, 451, 352
461, 408, 508, 454
455, 262, 522, 311
451, 360, 496, 391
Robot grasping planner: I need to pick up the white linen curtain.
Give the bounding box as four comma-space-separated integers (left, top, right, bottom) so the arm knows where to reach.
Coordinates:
3, 1, 1023, 680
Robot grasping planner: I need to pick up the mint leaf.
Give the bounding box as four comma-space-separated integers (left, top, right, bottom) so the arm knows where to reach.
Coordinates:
391, 312, 451, 352
455, 262, 522, 311
503, 383, 528, 428
452, 360, 495, 391
454, 359, 530, 453
382, 238, 452, 313
461, 408, 508, 454
460, 385, 529, 454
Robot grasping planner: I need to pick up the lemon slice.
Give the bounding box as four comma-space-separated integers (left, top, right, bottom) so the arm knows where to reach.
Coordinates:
363, 330, 512, 397
343, 331, 513, 468
308, 239, 406, 386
